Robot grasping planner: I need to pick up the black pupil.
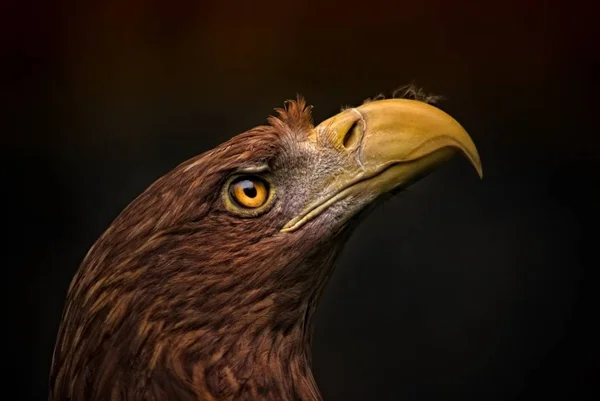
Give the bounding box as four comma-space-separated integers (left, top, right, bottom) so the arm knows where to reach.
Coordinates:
240, 180, 257, 198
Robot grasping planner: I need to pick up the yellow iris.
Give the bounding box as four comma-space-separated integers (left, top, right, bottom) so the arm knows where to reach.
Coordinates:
230, 177, 269, 208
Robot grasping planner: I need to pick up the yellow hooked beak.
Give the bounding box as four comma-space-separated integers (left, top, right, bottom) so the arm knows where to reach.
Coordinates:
282, 99, 482, 232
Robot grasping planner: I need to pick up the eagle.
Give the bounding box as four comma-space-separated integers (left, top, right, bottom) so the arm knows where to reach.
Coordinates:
49, 93, 482, 401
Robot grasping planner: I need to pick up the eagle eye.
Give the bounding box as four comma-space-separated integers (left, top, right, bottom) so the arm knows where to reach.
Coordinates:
229, 176, 269, 209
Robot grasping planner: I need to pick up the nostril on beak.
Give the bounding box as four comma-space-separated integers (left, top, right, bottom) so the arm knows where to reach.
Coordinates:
342, 120, 361, 150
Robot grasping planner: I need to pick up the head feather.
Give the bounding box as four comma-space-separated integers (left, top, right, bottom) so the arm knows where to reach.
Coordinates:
268, 95, 314, 135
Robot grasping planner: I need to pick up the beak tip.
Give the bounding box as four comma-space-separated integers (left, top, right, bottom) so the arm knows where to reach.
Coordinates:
476, 164, 484, 180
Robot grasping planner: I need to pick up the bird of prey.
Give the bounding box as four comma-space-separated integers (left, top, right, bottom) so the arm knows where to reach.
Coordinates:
49, 93, 482, 401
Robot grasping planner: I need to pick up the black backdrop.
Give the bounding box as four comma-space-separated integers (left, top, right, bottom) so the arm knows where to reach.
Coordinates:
6, 1, 598, 400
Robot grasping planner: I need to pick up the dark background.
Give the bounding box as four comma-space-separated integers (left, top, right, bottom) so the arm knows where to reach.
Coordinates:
5, 0, 598, 400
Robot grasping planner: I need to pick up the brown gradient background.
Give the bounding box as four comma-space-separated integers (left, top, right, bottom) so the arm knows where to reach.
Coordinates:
5, 0, 599, 400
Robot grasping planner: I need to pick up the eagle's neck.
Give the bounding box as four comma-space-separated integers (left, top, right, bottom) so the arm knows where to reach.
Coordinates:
168, 237, 342, 401
177, 324, 322, 401
180, 262, 333, 401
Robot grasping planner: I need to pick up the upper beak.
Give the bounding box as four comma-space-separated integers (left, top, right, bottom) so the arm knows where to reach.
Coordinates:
281, 98, 482, 232
355, 99, 481, 177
